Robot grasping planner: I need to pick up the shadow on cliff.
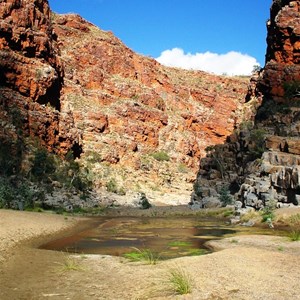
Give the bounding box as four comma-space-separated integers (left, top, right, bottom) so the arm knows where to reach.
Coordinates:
192, 78, 300, 209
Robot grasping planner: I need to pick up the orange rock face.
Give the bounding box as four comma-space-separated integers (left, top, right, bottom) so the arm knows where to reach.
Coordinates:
52, 13, 248, 170
0, 0, 80, 154
189, 1, 300, 210
258, 0, 300, 101
0, 0, 250, 195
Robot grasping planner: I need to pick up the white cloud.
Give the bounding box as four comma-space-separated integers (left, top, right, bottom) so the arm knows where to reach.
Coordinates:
156, 48, 260, 76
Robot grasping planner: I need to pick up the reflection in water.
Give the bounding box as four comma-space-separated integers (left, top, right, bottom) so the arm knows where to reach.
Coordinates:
41, 217, 281, 259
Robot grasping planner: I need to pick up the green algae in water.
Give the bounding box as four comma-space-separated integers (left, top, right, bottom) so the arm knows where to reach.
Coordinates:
187, 248, 208, 256
166, 241, 208, 257
168, 241, 193, 247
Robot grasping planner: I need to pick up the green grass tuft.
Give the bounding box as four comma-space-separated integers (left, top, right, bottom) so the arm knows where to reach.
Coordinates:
168, 266, 192, 295
288, 229, 300, 241
150, 151, 170, 162
261, 212, 275, 223
123, 247, 160, 265
187, 248, 207, 256
230, 239, 239, 244
57, 255, 84, 272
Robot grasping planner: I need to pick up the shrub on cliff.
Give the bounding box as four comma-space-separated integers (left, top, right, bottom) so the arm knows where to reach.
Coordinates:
30, 148, 92, 196
106, 178, 126, 195
218, 186, 233, 206
139, 192, 151, 209
0, 137, 23, 176
150, 151, 170, 162
283, 80, 300, 100
256, 98, 291, 122
0, 178, 14, 208
193, 180, 203, 198
31, 148, 56, 180
0, 178, 36, 210
205, 145, 226, 179
249, 129, 266, 160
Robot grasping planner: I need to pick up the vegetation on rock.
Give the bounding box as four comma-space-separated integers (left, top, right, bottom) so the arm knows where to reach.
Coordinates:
283, 81, 300, 100
150, 151, 170, 162
218, 186, 233, 206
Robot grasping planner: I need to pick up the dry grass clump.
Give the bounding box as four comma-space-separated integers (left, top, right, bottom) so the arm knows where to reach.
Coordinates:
239, 210, 261, 223
287, 214, 300, 241
273, 211, 300, 241
274, 212, 300, 226
288, 213, 300, 226
288, 229, 300, 241
56, 254, 85, 272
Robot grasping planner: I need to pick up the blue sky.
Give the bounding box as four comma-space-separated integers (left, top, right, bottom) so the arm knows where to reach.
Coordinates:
49, 0, 272, 75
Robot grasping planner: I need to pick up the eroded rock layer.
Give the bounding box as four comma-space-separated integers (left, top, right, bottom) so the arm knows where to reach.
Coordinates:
51, 13, 248, 196
258, 0, 300, 101
0, 0, 80, 154
0, 0, 249, 202
193, 0, 300, 210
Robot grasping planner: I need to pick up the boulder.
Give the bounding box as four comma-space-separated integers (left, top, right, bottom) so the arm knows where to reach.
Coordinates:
202, 196, 222, 209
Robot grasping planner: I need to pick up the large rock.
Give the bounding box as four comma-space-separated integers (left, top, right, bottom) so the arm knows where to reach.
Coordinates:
0, 0, 63, 104
0, 0, 251, 198
53, 13, 248, 168
265, 136, 300, 155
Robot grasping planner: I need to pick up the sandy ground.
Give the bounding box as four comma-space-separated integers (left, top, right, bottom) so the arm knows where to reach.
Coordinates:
0, 210, 81, 262
0, 208, 300, 300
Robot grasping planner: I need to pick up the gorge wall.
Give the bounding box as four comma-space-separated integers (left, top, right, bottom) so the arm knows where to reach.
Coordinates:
193, 0, 300, 209
0, 0, 249, 206
0, 0, 81, 155
52, 13, 248, 202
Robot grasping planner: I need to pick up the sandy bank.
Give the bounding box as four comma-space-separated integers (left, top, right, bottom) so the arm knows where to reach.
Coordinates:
0, 210, 79, 263
1, 208, 300, 299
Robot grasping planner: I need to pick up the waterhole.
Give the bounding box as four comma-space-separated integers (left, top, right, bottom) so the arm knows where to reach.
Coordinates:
41, 216, 283, 259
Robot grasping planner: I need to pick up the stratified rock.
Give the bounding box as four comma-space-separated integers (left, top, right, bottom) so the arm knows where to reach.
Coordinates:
193, 0, 300, 209
50, 12, 249, 194
258, 0, 300, 101
52, 13, 248, 167
266, 136, 300, 155
0, 0, 81, 155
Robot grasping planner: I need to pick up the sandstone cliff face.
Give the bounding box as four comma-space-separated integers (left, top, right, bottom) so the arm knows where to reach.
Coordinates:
193, 0, 300, 210
258, 0, 300, 101
0, 0, 80, 154
51, 13, 248, 197
0, 0, 249, 203
249, 0, 300, 208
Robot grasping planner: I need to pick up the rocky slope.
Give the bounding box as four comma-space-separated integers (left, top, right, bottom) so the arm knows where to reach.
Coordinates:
0, 0, 249, 206
193, 0, 300, 210
51, 13, 249, 201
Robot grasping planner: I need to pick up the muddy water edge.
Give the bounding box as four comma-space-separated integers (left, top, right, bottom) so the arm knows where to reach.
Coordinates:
40, 208, 287, 259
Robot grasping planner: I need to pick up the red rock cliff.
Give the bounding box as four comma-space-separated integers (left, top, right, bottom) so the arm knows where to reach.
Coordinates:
258, 0, 300, 101
0, 0, 80, 154
0, 0, 249, 198
52, 14, 248, 165
192, 0, 300, 209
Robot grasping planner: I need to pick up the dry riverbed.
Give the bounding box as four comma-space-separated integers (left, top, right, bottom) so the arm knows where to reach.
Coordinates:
0, 208, 300, 299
